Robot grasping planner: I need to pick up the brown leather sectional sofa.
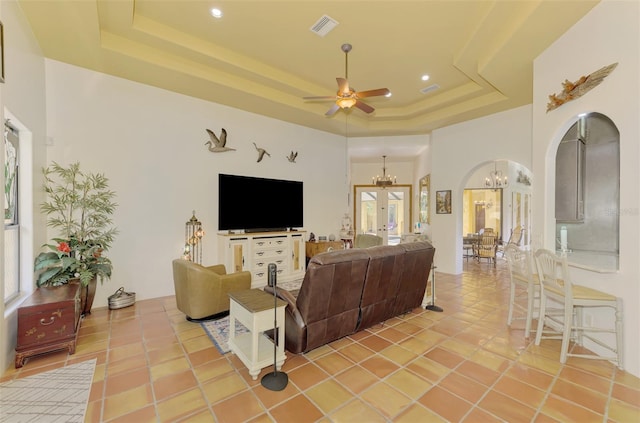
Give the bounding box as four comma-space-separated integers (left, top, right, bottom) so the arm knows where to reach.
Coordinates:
265, 241, 435, 354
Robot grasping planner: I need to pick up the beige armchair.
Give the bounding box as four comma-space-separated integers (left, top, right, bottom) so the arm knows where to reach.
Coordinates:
354, 234, 383, 248
172, 259, 251, 321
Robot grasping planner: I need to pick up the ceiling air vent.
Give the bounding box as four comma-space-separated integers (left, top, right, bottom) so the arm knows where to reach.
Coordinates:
420, 84, 440, 95
310, 15, 338, 37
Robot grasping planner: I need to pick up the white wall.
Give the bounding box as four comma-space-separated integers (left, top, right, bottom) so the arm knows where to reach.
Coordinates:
0, 0, 48, 373
429, 104, 533, 275
44, 60, 349, 310
532, 0, 639, 377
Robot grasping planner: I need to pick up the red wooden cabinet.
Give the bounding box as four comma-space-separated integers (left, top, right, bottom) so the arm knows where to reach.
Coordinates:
15, 284, 81, 368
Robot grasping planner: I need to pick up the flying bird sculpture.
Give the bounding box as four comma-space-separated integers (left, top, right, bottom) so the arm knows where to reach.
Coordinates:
286, 151, 298, 163
546, 62, 618, 112
204, 128, 236, 152
253, 142, 271, 162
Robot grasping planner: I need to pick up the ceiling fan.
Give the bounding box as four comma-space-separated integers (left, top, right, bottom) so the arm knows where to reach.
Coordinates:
303, 43, 390, 116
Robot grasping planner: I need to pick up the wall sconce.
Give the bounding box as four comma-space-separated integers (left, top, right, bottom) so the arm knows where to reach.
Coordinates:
184, 210, 204, 264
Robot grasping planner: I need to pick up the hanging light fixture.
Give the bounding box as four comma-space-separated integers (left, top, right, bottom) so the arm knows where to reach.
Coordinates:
372, 155, 396, 188
485, 161, 508, 189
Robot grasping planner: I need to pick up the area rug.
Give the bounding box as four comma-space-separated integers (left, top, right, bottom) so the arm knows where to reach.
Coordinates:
0, 358, 96, 423
203, 279, 302, 354
202, 316, 250, 354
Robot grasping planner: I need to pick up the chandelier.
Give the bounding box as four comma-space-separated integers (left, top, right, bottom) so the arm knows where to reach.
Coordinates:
485, 162, 508, 189
372, 155, 396, 188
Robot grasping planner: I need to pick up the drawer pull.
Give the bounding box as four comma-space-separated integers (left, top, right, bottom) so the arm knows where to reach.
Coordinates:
40, 316, 56, 326
256, 272, 264, 277
257, 262, 264, 267
256, 252, 264, 256
276, 250, 283, 254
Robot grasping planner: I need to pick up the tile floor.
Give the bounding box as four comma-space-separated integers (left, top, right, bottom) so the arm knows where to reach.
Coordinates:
2, 259, 639, 422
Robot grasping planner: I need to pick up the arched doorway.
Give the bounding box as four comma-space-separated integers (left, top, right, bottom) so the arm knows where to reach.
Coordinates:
461, 160, 533, 262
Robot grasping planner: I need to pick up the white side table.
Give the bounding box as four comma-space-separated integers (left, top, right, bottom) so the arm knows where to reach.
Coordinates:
227, 289, 287, 380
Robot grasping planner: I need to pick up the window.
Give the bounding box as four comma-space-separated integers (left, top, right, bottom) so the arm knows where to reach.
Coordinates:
4, 121, 20, 303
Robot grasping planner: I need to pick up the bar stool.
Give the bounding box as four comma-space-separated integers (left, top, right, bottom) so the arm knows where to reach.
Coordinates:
504, 245, 540, 338
534, 249, 623, 369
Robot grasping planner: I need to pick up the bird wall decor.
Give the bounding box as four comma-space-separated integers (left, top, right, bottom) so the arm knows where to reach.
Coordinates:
253, 142, 271, 162
204, 128, 236, 152
286, 151, 298, 163
546, 63, 618, 112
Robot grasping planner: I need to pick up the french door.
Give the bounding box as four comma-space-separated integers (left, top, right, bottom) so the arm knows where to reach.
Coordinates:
354, 185, 412, 245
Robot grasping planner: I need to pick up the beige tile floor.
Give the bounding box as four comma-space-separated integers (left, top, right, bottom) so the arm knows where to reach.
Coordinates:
2, 259, 639, 422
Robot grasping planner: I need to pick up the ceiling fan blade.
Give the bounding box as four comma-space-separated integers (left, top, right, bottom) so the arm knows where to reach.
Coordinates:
354, 100, 375, 114
325, 104, 340, 116
356, 88, 390, 98
303, 95, 336, 100
336, 78, 350, 95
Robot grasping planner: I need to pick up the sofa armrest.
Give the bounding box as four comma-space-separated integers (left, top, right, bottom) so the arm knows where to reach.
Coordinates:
264, 286, 305, 328
217, 271, 252, 293
206, 264, 227, 275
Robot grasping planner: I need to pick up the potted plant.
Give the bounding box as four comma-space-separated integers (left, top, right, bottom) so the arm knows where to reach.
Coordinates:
34, 162, 118, 314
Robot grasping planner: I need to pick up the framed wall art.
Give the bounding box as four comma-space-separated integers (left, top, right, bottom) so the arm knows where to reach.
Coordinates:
436, 190, 452, 214
419, 174, 430, 224
0, 21, 4, 83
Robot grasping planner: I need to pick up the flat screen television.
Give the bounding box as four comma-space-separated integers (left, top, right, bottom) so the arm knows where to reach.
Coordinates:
218, 173, 303, 232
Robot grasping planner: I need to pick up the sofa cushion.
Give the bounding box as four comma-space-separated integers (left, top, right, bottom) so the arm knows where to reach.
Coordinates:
357, 244, 405, 331
294, 249, 370, 352
393, 241, 435, 315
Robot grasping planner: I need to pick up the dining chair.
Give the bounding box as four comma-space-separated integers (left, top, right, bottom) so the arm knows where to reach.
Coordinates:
462, 234, 477, 261
533, 249, 623, 368
504, 244, 539, 338
474, 233, 498, 267
497, 226, 525, 258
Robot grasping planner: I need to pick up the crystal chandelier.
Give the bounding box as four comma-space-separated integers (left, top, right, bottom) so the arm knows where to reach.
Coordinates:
485, 162, 508, 189
372, 155, 396, 188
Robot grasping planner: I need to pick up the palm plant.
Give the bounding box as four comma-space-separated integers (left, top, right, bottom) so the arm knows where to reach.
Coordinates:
34, 162, 118, 286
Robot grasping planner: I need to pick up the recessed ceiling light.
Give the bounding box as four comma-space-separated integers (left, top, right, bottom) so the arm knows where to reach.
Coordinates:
210, 8, 223, 18
421, 74, 430, 81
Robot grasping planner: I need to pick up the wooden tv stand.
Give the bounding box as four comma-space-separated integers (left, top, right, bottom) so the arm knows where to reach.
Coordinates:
218, 230, 306, 288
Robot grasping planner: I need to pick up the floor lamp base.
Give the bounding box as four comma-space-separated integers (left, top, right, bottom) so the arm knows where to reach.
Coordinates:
261, 371, 288, 391
425, 304, 443, 312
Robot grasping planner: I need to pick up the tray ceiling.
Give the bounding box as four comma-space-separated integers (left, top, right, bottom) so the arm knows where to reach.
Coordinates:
19, 0, 598, 138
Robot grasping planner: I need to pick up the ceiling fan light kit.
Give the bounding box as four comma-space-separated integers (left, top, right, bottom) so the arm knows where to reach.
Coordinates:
303, 43, 390, 116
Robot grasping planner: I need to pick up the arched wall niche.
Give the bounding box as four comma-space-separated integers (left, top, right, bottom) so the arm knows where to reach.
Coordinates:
554, 112, 619, 270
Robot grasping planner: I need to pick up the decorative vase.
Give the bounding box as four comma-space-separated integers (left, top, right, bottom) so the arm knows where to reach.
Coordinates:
69, 277, 97, 315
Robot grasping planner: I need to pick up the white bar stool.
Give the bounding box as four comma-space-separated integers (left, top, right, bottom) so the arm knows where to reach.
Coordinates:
534, 249, 623, 369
